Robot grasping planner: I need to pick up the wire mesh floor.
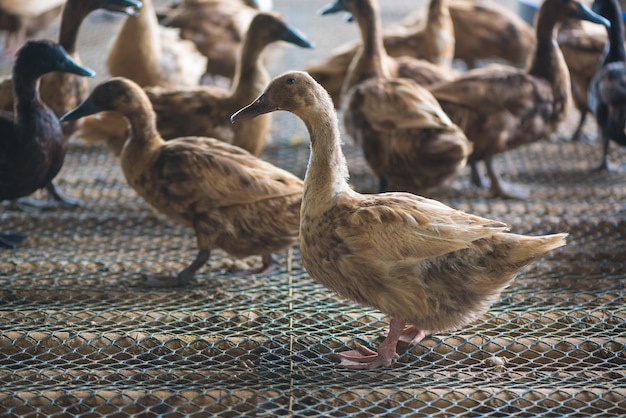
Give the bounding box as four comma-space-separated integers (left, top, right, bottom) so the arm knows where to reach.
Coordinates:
1, 0, 626, 416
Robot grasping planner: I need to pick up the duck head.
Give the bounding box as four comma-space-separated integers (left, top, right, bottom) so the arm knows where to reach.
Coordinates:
319, 0, 357, 22
538, 0, 610, 28
231, 71, 330, 122
15, 40, 95, 80
248, 12, 315, 49
61, 77, 148, 122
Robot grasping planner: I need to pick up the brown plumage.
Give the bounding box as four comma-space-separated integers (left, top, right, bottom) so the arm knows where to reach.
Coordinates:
0, 40, 94, 247
306, 0, 457, 108
61, 77, 303, 287
231, 70, 568, 369
76, 12, 314, 157
158, 0, 260, 83
325, 0, 470, 194
106, 0, 207, 89
558, 18, 607, 141
430, 0, 610, 199
430, 0, 535, 69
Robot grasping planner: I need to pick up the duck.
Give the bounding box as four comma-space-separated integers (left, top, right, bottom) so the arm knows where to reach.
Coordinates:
429, 0, 610, 199
231, 70, 568, 369
0, 0, 141, 206
306, 0, 457, 107
0, 0, 64, 58
407, 0, 536, 70
106, 0, 207, 89
158, 0, 261, 84
588, 0, 626, 170
0, 40, 94, 247
61, 77, 303, 287
76, 12, 314, 157
558, 18, 607, 141
322, 0, 471, 194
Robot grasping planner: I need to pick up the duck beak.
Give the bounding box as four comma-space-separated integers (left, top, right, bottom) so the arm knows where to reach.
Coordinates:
318, 1, 353, 22
577, 3, 610, 28
60, 97, 102, 122
59, 55, 95, 78
281, 25, 315, 49
102, 0, 143, 17
231, 93, 277, 123
318, 0, 345, 15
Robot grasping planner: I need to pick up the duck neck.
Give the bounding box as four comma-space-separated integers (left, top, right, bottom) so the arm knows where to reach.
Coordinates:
426, 0, 448, 27
111, 0, 162, 83
57, 2, 91, 55
125, 108, 162, 149
303, 101, 351, 203
603, 1, 626, 64
346, 0, 390, 89
12, 71, 43, 115
230, 33, 270, 101
527, 8, 567, 87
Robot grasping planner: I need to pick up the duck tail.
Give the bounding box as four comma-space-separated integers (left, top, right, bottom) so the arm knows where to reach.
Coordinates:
507, 232, 568, 265
71, 112, 130, 157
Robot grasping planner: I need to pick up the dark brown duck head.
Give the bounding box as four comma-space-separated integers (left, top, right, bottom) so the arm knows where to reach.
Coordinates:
60, 77, 151, 122
246, 12, 315, 49
13, 40, 95, 82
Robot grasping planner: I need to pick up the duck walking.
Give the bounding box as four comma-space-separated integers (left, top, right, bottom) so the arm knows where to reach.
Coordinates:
231, 71, 568, 369
62, 77, 303, 287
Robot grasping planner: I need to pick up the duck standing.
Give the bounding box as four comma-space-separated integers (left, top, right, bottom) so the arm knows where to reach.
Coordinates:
588, 0, 626, 170
61, 77, 303, 287
231, 71, 568, 369
430, 0, 610, 198
0, 40, 94, 247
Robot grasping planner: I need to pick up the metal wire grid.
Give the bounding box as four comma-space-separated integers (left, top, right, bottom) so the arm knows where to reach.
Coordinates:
1, 0, 626, 416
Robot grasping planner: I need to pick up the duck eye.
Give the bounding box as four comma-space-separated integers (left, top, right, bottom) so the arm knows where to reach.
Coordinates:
286, 78, 295, 85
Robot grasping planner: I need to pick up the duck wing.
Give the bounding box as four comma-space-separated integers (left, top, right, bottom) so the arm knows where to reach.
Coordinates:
154, 137, 302, 209
337, 192, 508, 262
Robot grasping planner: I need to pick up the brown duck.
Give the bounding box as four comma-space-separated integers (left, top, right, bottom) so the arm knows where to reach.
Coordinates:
324, 0, 471, 194
231, 71, 568, 369
61, 77, 303, 287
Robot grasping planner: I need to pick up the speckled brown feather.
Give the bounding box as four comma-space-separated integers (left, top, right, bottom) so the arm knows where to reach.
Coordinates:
343, 77, 472, 193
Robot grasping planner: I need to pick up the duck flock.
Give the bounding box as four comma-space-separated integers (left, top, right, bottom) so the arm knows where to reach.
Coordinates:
0, 0, 622, 370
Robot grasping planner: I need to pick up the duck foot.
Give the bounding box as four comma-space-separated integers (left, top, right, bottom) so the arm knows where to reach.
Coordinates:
489, 181, 530, 200
144, 249, 211, 288
15, 182, 82, 210
0, 232, 27, 249
144, 274, 196, 288
331, 318, 413, 369
332, 344, 399, 369
235, 254, 276, 277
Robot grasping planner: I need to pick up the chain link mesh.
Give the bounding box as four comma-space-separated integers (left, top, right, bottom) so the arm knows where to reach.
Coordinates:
1, 0, 625, 416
